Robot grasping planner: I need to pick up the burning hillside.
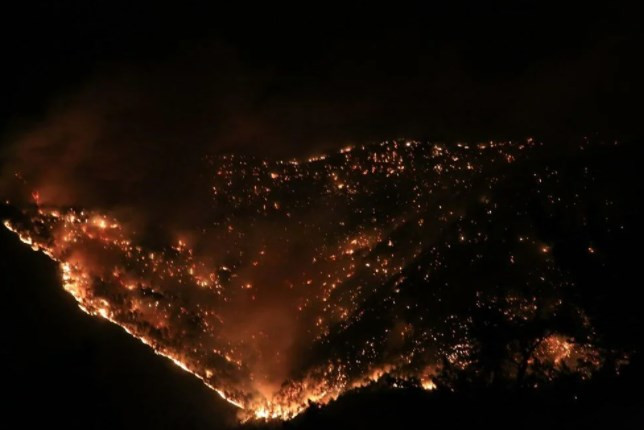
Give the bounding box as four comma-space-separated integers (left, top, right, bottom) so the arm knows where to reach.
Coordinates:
2, 139, 631, 421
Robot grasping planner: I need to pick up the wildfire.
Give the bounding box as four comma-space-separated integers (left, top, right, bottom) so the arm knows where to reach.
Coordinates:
2, 139, 615, 421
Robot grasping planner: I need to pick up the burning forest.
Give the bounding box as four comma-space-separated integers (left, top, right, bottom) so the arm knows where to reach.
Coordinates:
2, 137, 636, 422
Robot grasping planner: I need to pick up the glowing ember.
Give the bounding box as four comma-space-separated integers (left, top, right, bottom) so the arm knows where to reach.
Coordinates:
2, 139, 621, 421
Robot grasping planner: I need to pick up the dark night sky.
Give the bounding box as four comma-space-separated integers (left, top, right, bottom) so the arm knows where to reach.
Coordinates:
1, 2, 643, 429
1, 1, 643, 156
